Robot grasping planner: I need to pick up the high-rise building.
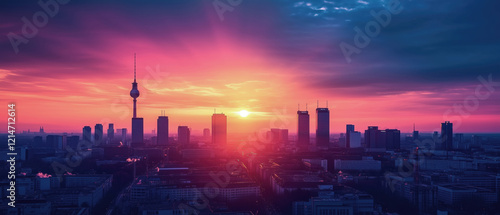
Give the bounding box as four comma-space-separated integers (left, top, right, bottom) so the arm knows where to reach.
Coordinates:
83, 126, 91, 144
115, 128, 128, 145
203, 128, 210, 138
280, 129, 289, 145
346, 124, 355, 148
441, 121, 453, 151
157, 115, 169, 145
432, 131, 439, 149
412, 124, 419, 141
130, 53, 144, 147
269, 128, 281, 144
178, 126, 190, 145
385, 129, 401, 150
297, 110, 310, 146
107, 123, 114, 141
212, 113, 227, 145
364, 126, 379, 148
348, 131, 362, 148
315, 106, 330, 148
47, 135, 63, 149
365, 127, 400, 150
132, 118, 144, 147
94, 124, 103, 146
121, 128, 127, 145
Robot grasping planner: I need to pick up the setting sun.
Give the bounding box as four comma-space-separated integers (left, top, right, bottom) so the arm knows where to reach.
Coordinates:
238, 110, 250, 117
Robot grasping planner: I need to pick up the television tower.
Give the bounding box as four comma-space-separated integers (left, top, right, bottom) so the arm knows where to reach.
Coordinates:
130, 53, 140, 118
130, 53, 144, 147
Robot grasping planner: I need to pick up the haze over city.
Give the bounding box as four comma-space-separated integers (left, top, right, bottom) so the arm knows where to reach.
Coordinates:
1, 0, 499, 134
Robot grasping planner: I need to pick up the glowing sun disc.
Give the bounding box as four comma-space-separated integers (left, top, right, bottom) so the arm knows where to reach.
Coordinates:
239, 110, 250, 117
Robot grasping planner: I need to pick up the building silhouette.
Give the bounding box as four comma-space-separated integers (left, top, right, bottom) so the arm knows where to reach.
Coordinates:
364, 126, 379, 148
116, 128, 127, 145
130, 53, 144, 147
297, 110, 310, 146
212, 113, 227, 145
413, 124, 419, 141
107, 123, 114, 142
177, 126, 190, 145
441, 121, 453, 151
346, 124, 355, 148
94, 124, 103, 146
348, 131, 362, 148
203, 128, 210, 138
384, 129, 401, 150
82, 126, 91, 144
315, 104, 330, 148
157, 114, 169, 145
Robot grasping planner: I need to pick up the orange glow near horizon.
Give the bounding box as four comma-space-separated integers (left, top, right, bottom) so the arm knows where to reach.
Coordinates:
1, 8, 499, 135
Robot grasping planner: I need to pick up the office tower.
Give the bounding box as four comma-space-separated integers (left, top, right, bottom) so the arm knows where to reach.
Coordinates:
280, 129, 289, 145
364, 126, 380, 148
94, 124, 103, 146
157, 114, 169, 145
178, 126, 190, 145
212, 113, 227, 145
83, 126, 91, 144
132, 118, 144, 147
107, 123, 114, 141
339, 133, 346, 148
203, 128, 210, 138
346, 124, 355, 148
270, 128, 281, 144
130, 53, 144, 147
385, 129, 401, 150
46, 135, 63, 149
441, 121, 453, 151
315, 104, 330, 148
121, 128, 127, 145
349, 131, 362, 148
412, 124, 419, 141
297, 110, 310, 146
115, 128, 127, 144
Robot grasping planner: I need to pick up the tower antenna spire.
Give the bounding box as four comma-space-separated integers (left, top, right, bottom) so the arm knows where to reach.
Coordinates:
326, 100, 328, 108
134, 53, 137, 82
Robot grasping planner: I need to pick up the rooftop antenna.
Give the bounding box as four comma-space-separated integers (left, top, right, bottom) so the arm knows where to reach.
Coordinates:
413, 123, 415, 132
326, 100, 328, 108
214, 108, 216, 114
298, 104, 300, 111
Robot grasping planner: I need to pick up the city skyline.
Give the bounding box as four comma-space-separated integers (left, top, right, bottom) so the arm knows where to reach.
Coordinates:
1, 1, 499, 214
1, 1, 499, 134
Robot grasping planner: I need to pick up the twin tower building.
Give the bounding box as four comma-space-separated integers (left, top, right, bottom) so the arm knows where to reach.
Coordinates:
298, 102, 330, 149
129, 54, 227, 147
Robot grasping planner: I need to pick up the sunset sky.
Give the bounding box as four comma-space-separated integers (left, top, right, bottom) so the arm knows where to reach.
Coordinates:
1, 0, 499, 134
